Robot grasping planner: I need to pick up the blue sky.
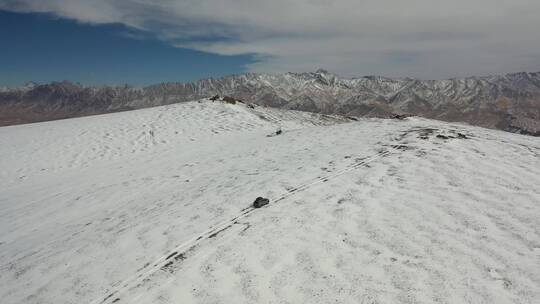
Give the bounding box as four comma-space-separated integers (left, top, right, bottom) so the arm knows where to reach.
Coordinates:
0, 10, 255, 86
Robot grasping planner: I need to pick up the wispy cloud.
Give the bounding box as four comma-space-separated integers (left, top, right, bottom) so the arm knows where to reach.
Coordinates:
2, 0, 540, 78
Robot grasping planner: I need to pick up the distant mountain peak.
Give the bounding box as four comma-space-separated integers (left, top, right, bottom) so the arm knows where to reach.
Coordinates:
24, 81, 38, 88
315, 68, 330, 74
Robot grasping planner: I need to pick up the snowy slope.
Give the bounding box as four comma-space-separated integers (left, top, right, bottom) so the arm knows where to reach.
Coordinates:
0, 100, 539, 304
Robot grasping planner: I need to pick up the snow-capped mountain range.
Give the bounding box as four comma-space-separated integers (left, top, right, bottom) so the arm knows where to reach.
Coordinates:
1, 69, 539, 135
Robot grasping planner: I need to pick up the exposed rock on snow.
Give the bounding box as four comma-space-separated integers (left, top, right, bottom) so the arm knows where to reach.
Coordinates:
253, 197, 270, 208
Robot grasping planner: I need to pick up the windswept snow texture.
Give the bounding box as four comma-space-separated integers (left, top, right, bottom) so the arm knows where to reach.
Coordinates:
0, 100, 539, 304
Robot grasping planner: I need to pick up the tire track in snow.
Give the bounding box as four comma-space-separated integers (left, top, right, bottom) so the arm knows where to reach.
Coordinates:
93, 146, 403, 304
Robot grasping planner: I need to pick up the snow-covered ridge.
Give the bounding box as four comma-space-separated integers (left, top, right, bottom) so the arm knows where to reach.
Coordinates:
1, 70, 540, 135
1, 100, 538, 303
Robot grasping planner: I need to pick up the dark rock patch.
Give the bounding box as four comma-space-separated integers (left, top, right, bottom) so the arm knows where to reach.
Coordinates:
103, 292, 117, 302
457, 133, 468, 139
208, 224, 233, 238
253, 197, 270, 208
161, 261, 174, 273
413, 128, 438, 139
390, 144, 413, 151
222, 96, 238, 104
267, 128, 283, 137
391, 113, 412, 120
174, 253, 186, 261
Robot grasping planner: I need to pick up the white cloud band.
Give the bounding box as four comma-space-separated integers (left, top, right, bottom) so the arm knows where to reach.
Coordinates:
2, 0, 540, 78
